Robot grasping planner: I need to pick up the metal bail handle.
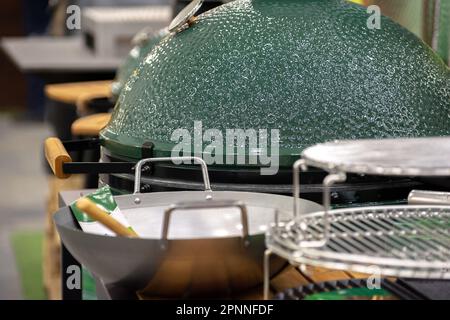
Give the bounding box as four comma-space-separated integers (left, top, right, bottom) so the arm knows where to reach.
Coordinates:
292, 159, 346, 248
161, 199, 250, 249
133, 156, 212, 195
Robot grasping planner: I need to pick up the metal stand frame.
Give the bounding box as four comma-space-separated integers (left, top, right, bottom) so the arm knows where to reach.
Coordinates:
264, 155, 450, 300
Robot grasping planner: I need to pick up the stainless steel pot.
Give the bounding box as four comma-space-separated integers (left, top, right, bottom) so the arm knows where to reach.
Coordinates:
54, 157, 322, 297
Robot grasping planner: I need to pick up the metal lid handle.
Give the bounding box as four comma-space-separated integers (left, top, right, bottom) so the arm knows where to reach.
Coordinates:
169, 0, 203, 33
133, 156, 212, 194
293, 159, 346, 247
161, 199, 250, 249
317, 172, 346, 247
293, 159, 307, 218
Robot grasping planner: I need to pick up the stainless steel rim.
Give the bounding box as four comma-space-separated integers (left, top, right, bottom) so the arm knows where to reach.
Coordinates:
301, 137, 450, 177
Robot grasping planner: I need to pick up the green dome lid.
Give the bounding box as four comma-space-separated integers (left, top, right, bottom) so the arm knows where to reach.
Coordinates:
103, 0, 450, 166
111, 28, 169, 98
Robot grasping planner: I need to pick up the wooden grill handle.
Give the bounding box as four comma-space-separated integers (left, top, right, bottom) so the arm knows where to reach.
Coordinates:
44, 137, 72, 179
76, 92, 111, 116
76, 198, 138, 238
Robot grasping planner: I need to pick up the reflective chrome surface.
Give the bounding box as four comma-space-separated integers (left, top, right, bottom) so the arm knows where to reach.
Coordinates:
409, 190, 450, 205
169, 0, 203, 32
302, 137, 450, 176
267, 205, 450, 278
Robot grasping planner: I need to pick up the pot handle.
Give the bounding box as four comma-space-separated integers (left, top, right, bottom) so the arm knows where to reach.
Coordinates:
44, 137, 135, 177
133, 156, 212, 194
161, 199, 250, 248
76, 198, 138, 238
45, 137, 72, 179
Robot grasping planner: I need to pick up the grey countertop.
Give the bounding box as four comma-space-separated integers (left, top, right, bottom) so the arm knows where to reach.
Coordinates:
1, 36, 122, 73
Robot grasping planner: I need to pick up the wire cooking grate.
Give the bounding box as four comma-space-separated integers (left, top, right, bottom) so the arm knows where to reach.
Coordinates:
267, 205, 450, 279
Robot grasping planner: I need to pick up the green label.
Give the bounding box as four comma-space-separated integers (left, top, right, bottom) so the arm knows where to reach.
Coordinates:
70, 186, 117, 223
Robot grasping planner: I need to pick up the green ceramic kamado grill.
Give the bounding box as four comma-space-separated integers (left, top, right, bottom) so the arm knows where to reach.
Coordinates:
110, 28, 169, 100
46, 0, 450, 205
110, 1, 230, 101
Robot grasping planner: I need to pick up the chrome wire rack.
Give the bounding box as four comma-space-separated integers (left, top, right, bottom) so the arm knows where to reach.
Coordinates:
267, 205, 450, 275
264, 138, 450, 299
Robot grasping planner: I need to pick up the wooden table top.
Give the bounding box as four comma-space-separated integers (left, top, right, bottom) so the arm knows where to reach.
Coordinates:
137, 266, 369, 300
71, 113, 111, 136
246, 267, 369, 300
45, 80, 113, 105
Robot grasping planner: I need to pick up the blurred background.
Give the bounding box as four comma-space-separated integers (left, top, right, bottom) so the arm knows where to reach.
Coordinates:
0, 0, 448, 300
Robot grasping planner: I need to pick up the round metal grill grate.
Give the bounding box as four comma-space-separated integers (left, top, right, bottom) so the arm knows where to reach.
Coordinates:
267, 205, 450, 279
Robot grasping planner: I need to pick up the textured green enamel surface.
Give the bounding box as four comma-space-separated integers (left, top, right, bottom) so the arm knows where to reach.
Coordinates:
103, 0, 450, 165
111, 29, 168, 98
